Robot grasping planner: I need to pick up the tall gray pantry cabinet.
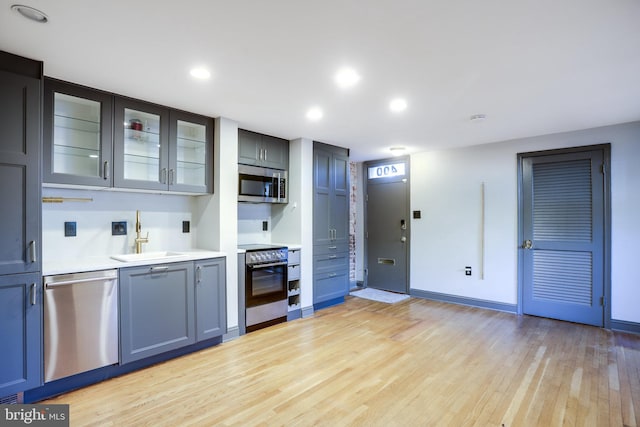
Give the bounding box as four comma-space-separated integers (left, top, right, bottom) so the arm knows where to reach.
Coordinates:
0, 51, 43, 399
313, 142, 350, 307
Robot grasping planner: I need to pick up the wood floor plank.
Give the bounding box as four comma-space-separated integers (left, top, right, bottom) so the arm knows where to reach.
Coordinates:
41, 297, 640, 426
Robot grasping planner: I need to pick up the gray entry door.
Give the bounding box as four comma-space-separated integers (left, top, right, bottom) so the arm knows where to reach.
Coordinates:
365, 158, 409, 293
521, 148, 605, 326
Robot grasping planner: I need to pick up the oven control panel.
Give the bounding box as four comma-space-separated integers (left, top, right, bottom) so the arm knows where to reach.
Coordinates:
246, 248, 288, 266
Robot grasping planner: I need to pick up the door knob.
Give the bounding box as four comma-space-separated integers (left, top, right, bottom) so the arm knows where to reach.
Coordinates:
522, 239, 533, 249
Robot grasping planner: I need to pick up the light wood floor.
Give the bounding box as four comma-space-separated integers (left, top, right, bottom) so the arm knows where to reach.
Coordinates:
44, 296, 640, 426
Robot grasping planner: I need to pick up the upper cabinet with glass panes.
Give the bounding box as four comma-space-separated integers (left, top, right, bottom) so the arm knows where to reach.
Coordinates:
43, 78, 213, 194
44, 79, 113, 187
113, 98, 213, 193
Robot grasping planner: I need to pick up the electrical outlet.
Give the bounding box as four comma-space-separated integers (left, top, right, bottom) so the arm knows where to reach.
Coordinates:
465, 266, 472, 276
64, 221, 76, 237
413, 210, 421, 219
112, 221, 127, 236
262, 221, 268, 231
182, 221, 190, 233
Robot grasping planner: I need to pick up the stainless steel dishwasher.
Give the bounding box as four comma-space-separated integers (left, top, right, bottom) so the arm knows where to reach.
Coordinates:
44, 269, 119, 382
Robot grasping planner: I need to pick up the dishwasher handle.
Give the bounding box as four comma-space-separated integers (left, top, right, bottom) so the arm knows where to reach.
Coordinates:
45, 275, 117, 288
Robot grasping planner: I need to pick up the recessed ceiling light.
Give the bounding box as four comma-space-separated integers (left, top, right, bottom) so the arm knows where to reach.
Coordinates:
190, 67, 211, 80
389, 146, 406, 156
335, 67, 360, 89
11, 4, 48, 23
470, 114, 486, 122
389, 98, 407, 112
306, 107, 323, 121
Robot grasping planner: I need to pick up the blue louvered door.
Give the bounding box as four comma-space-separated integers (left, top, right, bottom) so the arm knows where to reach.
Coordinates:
522, 149, 604, 326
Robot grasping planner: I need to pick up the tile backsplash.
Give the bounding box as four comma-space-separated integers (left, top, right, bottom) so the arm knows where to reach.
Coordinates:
42, 188, 194, 261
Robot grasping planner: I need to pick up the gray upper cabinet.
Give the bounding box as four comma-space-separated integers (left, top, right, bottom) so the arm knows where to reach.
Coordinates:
113, 97, 170, 192
43, 81, 213, 194
114, 97, 213, 193
313, 142, 350, 253
169, 110, 214, 194
0, 59, 41, 275
238, 129, 288, 170
43, 78, 114, 187
313, 142, 350, 305
195, 258, 227, 341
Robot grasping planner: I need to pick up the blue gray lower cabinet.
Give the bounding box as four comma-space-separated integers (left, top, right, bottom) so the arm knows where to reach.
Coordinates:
195, 258, 226, 342
119, 262, 196, 364
119, 257, 227, 364
312, 253, 349, 305
0, 273, 42, 397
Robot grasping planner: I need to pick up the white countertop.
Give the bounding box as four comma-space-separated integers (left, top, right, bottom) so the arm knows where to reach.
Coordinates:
43, 250, 226, 276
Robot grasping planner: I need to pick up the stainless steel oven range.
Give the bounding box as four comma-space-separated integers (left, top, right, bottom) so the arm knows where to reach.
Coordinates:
239, 244, 288, 332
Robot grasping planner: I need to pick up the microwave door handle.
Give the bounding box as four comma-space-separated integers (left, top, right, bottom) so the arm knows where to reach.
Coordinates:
277, 173, 281, 201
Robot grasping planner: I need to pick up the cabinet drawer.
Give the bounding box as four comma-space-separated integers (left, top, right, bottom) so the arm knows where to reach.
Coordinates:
314, 243, 349, 256
288, 249, 300, 265
288, 264, 300, 281
313, 253, 349, 274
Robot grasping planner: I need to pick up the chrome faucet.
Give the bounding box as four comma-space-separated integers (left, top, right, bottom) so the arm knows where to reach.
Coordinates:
134, 210, 149, 254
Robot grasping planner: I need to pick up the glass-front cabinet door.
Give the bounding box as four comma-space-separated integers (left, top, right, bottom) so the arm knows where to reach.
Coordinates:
43, 79, 113, 186
169, 110, 213, 193
113, 97, 169, 191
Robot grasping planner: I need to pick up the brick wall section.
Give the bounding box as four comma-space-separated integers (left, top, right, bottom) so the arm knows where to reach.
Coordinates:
349, 162, 357, 284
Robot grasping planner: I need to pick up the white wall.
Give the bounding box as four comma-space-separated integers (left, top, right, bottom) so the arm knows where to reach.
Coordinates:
193, 117, 239, 330
272, 138, 314, 312
238, 203, 272, 245
42, 187, 194, 261
410, 121, 640, 323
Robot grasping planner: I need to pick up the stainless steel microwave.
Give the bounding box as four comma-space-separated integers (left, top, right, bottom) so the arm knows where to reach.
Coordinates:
238, 164, 288, 203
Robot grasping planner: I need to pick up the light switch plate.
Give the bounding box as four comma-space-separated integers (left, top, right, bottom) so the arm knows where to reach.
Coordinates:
112, 221, 127, 236
64, 221, 76, 237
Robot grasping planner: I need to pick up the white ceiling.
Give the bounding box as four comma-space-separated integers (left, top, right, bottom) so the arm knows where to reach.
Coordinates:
2, 0, 640, 161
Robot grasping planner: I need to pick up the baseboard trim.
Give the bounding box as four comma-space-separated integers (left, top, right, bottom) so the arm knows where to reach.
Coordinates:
610, 319, 640, 335
410, 289, 517, 314
223, 326, 240, 342
313, 297, 345, 311
287, 309, 302, 321
301, 305, 314, 318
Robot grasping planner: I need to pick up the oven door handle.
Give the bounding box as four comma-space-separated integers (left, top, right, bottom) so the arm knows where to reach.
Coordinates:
248, 262, 288, 269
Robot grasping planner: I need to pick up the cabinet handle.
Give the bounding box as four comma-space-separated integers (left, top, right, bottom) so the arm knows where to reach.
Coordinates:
328, 255, 337, 259
264, 149, 267, 161
328, 246, 337, 250
103, 161, 110, 180
150, 266, 169, 273
29, 240, 36, 263
329, 273, 337, 278
196, 265, 202, 283
30, 283, 37, 305
160, 168, 167, 184
169, 169, 175, 185
277, 172, 280, 200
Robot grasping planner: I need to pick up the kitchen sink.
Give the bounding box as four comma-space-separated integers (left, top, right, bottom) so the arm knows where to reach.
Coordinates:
110, 251, 188, 262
